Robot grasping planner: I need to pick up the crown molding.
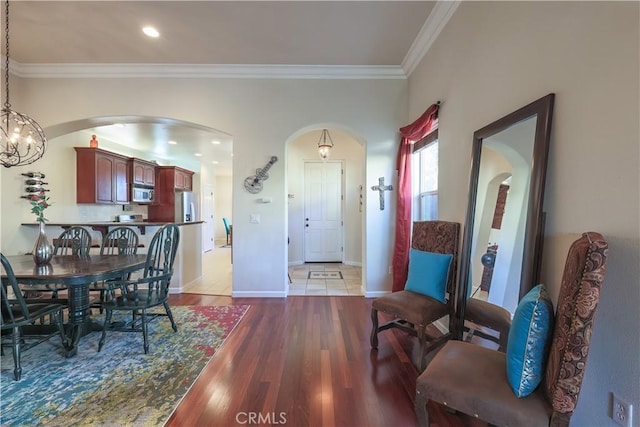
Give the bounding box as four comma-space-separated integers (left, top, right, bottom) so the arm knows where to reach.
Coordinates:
10, 62, 407, 80
402, 0, 461, 77
9, 1, 458, 80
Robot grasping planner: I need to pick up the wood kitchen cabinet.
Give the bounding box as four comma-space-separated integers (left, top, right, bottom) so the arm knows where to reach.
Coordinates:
130, 158, 156, 187
75, 147, 130, 204
156, 166, 194, 192
173, 167, 193, 191
147, 166, 195, 222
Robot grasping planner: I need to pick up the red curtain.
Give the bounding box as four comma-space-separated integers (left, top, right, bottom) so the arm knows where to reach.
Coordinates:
392, 103, 439, 292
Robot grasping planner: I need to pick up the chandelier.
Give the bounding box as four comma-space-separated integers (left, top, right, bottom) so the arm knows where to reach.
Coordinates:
1, 0, 47, 168
317, 129, 334, 160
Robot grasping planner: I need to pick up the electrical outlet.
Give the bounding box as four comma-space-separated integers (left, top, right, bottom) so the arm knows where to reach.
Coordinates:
388, 266, 392, 275
612, 393, 633, 427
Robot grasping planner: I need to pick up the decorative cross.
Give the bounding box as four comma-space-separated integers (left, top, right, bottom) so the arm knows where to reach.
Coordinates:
371, 177, 393, 210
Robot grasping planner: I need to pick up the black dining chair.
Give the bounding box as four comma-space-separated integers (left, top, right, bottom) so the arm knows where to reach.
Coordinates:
1, 253, 69, 381
21, 226, 93, 300
89, 226, 139, 313
98, 224, 180, 354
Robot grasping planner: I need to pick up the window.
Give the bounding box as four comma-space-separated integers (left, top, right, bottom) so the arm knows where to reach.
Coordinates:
412, 131, 438, 221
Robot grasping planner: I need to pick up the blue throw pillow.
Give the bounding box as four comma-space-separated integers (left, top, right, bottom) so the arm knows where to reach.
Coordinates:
506, 284, 554, 398
403, 249, 453, 303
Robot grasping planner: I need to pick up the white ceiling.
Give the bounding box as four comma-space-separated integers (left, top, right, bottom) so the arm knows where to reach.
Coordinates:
4, 1, 451, 175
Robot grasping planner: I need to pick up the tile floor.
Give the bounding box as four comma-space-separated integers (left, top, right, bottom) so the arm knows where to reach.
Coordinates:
288, 263, 362, 296
182, 240, 363, 297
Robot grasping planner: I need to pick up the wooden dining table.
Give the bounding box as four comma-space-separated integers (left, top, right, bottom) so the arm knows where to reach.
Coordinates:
2, 254, 147, 357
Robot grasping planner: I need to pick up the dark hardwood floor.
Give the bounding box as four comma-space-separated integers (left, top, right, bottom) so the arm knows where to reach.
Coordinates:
165, 294, 486, 427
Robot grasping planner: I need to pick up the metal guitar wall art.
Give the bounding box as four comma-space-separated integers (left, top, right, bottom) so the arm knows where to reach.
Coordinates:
244, 156, 278, 194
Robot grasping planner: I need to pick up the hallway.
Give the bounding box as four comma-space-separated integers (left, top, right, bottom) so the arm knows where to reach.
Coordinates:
182, 240, 362, 297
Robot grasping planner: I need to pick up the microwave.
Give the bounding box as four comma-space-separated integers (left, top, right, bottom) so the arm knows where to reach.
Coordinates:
132, 187, 154, 203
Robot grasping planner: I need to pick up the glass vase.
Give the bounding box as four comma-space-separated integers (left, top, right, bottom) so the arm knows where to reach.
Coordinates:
32, 221, 54, 265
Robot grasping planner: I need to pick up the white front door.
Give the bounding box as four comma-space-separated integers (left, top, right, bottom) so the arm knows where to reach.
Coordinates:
202, 184, 214, 252
304, 161, 343, 262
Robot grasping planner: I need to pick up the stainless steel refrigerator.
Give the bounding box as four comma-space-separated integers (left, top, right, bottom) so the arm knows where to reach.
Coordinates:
175, 191, 198, 222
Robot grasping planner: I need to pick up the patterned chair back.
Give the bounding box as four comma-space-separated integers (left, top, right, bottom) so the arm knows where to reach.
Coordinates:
411, 220, 460, 299
544, 232, 608, 416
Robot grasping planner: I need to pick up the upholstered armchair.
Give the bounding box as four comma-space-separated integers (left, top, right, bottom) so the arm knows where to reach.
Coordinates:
415, 232, 608, 426
370, 220, 460, 371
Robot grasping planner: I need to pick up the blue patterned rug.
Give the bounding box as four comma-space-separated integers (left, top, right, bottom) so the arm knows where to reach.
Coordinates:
1, 305, 249, 426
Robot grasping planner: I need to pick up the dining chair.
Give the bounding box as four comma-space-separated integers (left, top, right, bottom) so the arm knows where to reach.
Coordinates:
98, 224, 180, 354
1, 253, 69, 381
415, 232, 608, 426
21, 226, 93, 301
89, 226, 139, 313
463, 298, 512, 352
370, 220, 460, 371
222, 217, 231, 246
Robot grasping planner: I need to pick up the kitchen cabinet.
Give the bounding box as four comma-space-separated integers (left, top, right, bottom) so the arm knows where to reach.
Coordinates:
75, 147, 130, 204
155, 166, 194, 192
173, 167, 193, 191
147, 166, 195, 222
130, 158, 156, 187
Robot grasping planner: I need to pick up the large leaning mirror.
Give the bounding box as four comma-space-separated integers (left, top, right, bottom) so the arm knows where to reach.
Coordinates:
455, 94, 555, 341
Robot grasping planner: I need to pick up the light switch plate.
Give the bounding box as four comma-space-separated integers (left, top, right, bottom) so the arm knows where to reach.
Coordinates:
250, 214, 260, 224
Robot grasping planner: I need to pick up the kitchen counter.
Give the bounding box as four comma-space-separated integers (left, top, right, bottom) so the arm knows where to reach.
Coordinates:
21, 221, 203, 294
22, 221, 203, 235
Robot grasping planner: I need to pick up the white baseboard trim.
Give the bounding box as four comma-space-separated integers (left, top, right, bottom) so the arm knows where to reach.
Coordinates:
288, 260, 304, 267
343, 260, 362, 267
232, 290, 288, 298
169, 286, 184, 294
364, 290, 391, 298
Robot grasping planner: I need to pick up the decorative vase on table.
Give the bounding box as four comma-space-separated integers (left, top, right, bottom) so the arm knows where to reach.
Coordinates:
32, 221, 54, 265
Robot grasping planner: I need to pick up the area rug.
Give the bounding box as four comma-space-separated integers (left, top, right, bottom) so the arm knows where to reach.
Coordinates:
308, 271, 343, 279
0, 304, 250, 426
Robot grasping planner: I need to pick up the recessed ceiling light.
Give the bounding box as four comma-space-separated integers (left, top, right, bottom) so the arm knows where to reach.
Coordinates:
211, 140, 221, 145
195, 153, 202, 157
211, 161, 219, 164
168, 140, 177, 145
142, 26, 160, 38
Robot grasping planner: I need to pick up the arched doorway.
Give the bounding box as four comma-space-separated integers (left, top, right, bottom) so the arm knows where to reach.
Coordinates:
285, 126, 365, 296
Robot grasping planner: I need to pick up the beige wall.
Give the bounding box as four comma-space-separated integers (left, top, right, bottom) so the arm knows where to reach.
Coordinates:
1, 77, 407, 297
408, 2, 639, 424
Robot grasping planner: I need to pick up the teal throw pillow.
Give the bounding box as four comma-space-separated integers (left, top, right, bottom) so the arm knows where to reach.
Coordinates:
404, 249, 453, 303
506, 284, 554, 398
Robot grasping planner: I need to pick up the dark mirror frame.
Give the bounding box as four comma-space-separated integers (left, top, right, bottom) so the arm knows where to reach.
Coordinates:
454, 93, 555, 339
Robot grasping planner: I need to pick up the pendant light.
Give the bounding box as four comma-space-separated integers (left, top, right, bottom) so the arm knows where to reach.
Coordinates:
317, 129, 334, 160
1, 0, 47, 168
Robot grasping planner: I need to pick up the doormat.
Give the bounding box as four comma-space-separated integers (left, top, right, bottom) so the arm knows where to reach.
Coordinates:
308, 271, 343, 279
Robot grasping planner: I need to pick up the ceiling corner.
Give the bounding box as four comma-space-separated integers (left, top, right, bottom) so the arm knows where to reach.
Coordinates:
401, 1, 461, 78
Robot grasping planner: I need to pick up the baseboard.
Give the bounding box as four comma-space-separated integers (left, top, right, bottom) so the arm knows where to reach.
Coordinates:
232, 290, 288, 298
288, 260, 304, 267
343, 260, 362, 267
169, 286, 184, 294
364, 290, 391, 298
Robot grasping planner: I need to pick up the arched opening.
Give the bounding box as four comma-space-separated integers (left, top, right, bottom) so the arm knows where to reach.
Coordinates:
285, 125, 366, 296
44, 115, 234, 296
